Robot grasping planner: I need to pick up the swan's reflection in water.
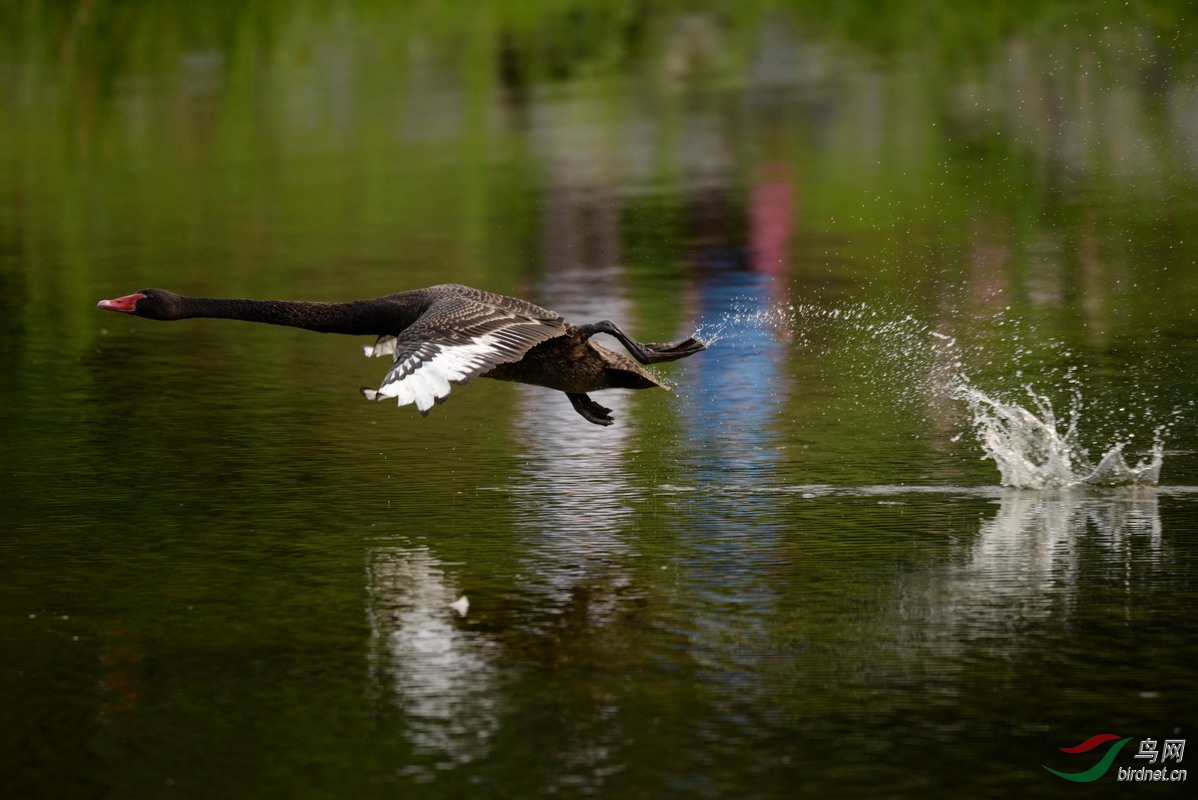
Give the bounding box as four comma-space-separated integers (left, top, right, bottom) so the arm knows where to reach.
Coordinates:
365, 546, 499, 771
898, 488, 1163, 651
502, 224, 645, 790
509, 390, 636, 621
510, 266, 638, 617
366, 220, 647, 788
966, 488, 1159, 607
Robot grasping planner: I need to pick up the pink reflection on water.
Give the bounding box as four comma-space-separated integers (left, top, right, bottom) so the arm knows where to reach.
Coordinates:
749, 161, 795, 278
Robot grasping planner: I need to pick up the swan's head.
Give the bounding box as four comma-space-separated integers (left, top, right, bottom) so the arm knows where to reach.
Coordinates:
97, 289, 181, 319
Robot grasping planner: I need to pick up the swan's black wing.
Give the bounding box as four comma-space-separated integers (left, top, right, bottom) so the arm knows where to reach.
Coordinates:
360, 287, 566, 414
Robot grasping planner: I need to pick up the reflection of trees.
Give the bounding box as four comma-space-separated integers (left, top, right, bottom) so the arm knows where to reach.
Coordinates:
17, 3, 1197, 342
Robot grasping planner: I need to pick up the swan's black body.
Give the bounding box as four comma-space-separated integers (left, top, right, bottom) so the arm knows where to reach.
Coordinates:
97, 284, 705, 426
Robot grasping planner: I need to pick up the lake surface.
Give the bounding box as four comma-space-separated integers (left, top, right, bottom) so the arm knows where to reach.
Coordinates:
3, 2, 1198, 797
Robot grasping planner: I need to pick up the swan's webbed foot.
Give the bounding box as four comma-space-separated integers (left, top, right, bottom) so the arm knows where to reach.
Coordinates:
566, 392, 615, 426
639, 336, 707, 362
577, 321, 708, 365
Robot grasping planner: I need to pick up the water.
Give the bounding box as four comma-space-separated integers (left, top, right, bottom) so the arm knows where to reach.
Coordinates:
959, 386, 1165, 489
699, 297, 1175, 489
4, 3, 1198, 798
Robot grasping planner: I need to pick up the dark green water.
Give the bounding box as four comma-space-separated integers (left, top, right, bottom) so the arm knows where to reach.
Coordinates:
3, 2, 1198, 797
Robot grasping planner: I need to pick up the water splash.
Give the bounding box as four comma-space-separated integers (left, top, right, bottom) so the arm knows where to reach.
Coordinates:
923, 323, 1171, 489
697, 295, 1173, 489
956, 384, 1164, 489
692, 300, 798, 346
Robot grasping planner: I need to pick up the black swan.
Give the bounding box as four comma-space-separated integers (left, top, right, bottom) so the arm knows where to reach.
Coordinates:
97, 284, 706, 426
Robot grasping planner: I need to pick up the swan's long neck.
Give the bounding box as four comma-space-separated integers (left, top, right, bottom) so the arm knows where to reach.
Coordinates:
173, 295, 423, 336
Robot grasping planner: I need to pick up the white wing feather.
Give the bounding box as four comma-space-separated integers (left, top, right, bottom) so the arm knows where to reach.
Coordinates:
363, 333, 525, 414
358, 290, 566, 416
363, 335, 397, 358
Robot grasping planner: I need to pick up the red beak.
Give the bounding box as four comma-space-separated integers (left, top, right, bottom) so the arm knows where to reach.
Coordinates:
97, 293, 146, 313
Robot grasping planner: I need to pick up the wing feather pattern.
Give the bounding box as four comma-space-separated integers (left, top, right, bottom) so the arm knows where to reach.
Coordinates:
360, 290, 566, 415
